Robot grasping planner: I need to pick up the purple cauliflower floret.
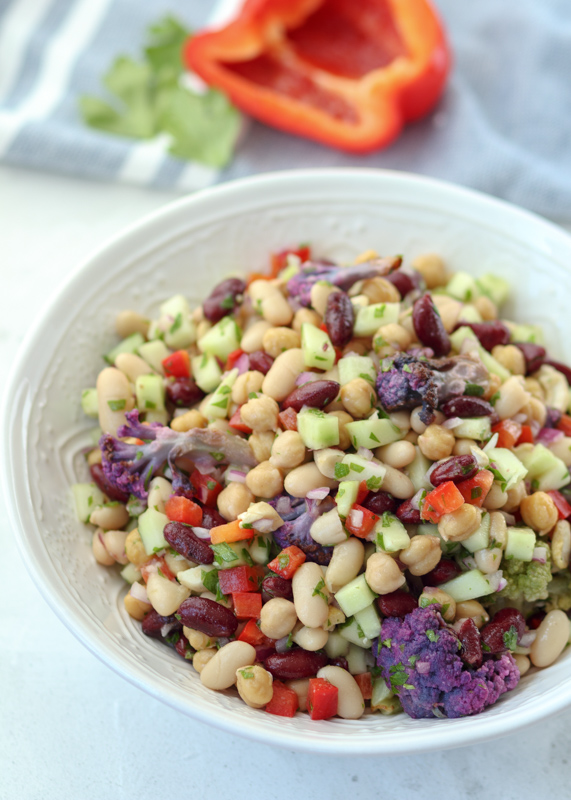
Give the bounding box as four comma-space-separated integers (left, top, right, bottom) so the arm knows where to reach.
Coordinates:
272, 497, 335, 565
373, 606, 519, 719
100, 410, 256, 501
287, 256, 401, 307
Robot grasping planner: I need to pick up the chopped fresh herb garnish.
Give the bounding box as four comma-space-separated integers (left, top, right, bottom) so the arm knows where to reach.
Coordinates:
211, 542, 239, 564
471, 486, 483, 499
334, 463, 350, 479
240, 669, 254, 679
165, 631, 180, 645
349, 462, 365, 473
145, 400, 156, 409
241, 548, 254, 566
503, 625, 518, 652
107, 399, 126, 411
170, 312, 183, 334
489, 391, 500, 406
426, 629, 439, 643
366, 475, 382, 491
211, 451, 225, 461
220, 294, 235, 310
312, 578, 328, 602
277, 552, 290, 570
464, 383, 484, 397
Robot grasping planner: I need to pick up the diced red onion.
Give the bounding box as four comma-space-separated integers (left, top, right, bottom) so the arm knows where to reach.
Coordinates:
461, 555, 477, 570
497, 577, 507, 592
307, 487, 330, 500
192, 526, 211, 540
161, 622, 177, 637
357, 447, 374, 461
252, 518, 275, 533
295, 371, 318, 386
513, 413, 527, 424
275, 635, 291, 654
536, 428, 564, 446
486, 570, 504, 592
410, 488, 427, 511
227, 468, 247, 484
532, 546, 548, 564
129, 582, 149, 603
470, 445, 489, 468
276, 496, 292, 516
416, 661, 431, 674
499, 511, 516, 526
442, 417, 463, 430
520, 631, 537, 648
530, 419, 541, 436
483, 433, 499, 452
349, 508, 364, 528
234, 352, 250, 375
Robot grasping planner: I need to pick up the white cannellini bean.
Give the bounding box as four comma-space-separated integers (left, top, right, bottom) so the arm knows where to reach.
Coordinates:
292, 625, 329, 651
530, 610, 570, 668
96, 367, 135, 435
200, 641, 257, 691
145, 572, 190, 617
284, 462, 337, 498
310, 508, 348, 546
316, 665, 365, 719
292, 562, 330, 628
262, 348, 305, 401
325, 537, 365, 593
147, 476, 173, 515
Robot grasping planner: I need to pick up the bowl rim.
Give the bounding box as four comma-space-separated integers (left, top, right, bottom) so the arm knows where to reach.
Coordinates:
4, 167, 571, 755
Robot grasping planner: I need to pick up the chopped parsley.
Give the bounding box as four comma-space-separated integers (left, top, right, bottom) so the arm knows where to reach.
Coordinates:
334, 462, 350, 479
471, 486, 483, 499
211, 542, 239, 565
426, 629, 439, 643
464, 383, 484, 397
502, 625, 518, 652
312, 578, 328, 602
366, 475, 382, 491
107, 398, 126, 411
169, 312, 183, 334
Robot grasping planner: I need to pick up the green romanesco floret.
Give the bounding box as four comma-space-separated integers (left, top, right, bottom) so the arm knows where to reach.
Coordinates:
499, 551, 552, 603
546, 570, 571, 612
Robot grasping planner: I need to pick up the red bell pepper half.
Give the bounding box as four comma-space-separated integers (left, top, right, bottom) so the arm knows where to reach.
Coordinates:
422, 480, 464, 523
547, 490, 571, 520
265, 680, 299, 717
307, 677, 338, 720
267, 545, 307, 579
232, 591, 263, 619
344, 504, 378, 539
218, 565, 261, 594
162, 350, 190, 378
185, 0, 451, 153
456, 470, 494, 508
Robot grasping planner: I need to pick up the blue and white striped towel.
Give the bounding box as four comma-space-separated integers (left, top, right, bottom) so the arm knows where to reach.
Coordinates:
1, 0, 571, 220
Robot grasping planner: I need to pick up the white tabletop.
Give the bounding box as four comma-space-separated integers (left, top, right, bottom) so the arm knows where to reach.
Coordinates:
1, 164, 570, 800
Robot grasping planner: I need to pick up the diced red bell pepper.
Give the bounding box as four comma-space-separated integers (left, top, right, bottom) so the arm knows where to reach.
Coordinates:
456, 469, 495, 508
185, 0, 451, 154
357, 480, 370, 505
558, 414, 571, 437
547, 490, 571, 520
307, 678, 338, 720
267, 545, 307, 579
516, 424, 534, 445
218, 565, 261, 594
232, 591, 263, 619
226, 348, 246, 370
265, 680, 299, 717
228, 407, 253, 434
164, 495, 203, 527
210, 519, 256, 544
354, 672, 373, 700
190, 470, 223, 507
278, 407, 298, 431
421, 481, 464, 523
344, 504, 378, 539
271, 245, 311, 277
491, 419, 522, 449
237, 618, 268, 647
161, 349, 191, 378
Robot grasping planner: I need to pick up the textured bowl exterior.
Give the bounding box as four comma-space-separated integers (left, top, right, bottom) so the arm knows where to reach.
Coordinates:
3, 169, 571, 755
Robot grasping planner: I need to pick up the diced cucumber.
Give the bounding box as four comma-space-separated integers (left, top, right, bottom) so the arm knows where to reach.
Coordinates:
345, 418, 402, 449
314, 448, 344, 478
145, 410, 168, 425
449, 326, 510, 381
301, 322, 335, 370
475, 273, 510, 307
198, 317, 241, 361
505, 527, 536, 562
202, 368, 238, 421
338, 355, 376, 386
104, 333, 145, 366
138, 507, 169, 554
486, 447, 528, 491
449, 325, 478, 352
537, 463, 571, 492
371, 677, 394, 710
178, 564, 216, 593
514, 444, 569, 493
453, 417, 492, 441
438, 569, 492, 602
249, 532, 273, 565
353, 603, 382, 640
338, 617, 374, 648
405, 446, 433, 492
192, 353, 222, 393
350, 295, 368, 312
458, 304, 483, 324
374, 513, 410, 553
463, 511, 491, 553
135, 374, 165, 413
138, 340, 171, 374
211, 539, 252, 568
509, 322, 544, 345
160, 294, 197, 349
120, 562, 142, 584
72, 482, 105, 523
346, 643, 370, 675
353, 302, 400, 337
325, 631, 350, 658
81, 388, 99, 418
417, 523, 439, 536
297, 407, 339, 449
340, 454, 386, 486
335, 574, 378, 617
445, 271, 480, 303
336, 481, 360, 519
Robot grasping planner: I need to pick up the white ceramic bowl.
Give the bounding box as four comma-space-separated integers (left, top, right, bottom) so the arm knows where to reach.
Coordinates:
4, 169, 571, 755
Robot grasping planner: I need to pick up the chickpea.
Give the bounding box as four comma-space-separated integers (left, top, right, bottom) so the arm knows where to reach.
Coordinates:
340, 378, 376, 418
248, 280, 293, 326
411, 406, 445, 434
249, 430, 275, 462
513, 654, 531, 676
455, 600, 489, 629
125, 528, 148, 567
183, 627, 215, 651
491, 344, 526, 375
373, 323, 412, 358
365, 553, 405, 594
399, 535, 442, 576
310, 282, 340, 316
361, 277, 400, 304
327, 410, 354, 449
270, 430, 306, 469
489, 511, 507, 549
411, 253, 447, 289
483, 483, 508, 510
551, 519, 571, 570
92, 529, 115, 566
453, 438, 475, 456
375, 440, 416, 469
115, 309, 150, 339
217, 483, 255, 522
342, 339, 370, 356
246, 461, 284, 499
438, 503, 482, 542
170, 409, 208, 432
524, 377, 545, 401
500, 480, 526, 514
474, 547, 503, 574
494, 376, 530, 420
520, 491, 558, 534
418, 424, 455, 461
236, 665, 274, 709
259, 598, 298, 639
474, 295, 498, 320
431, 295, 462, 332
231, 370, 265, 405
483, 373, 502, 402
193, 648, 217, 674
262, 326, 301, 358
124, 592, 151, 621
240, 394, 279, 432
524, 397, 547, 428
292, 308, 322, 333
418, 587, 456, 622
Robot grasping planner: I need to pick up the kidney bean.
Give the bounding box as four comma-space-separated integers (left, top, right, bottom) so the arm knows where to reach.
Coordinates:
441, 396, 494, 418
142, 610, 181, 639
89, 463, 129, 503
262, 575, 294, 602
385, 269, 422, 298
282, 380, 340, 412
412, 294, 451, 357
377, 590, 418, 618
543, 359, 571, 384
423, 558, 460, 586
200, 507, 226, 529
264, 649, 328, 680
527, 610, 546, 630
457, 618, 483, 668
255, 644, 276, 662
396, 499, 421, 524
178, 597, 238, 638
361, 490, 399, 516
455, 321, 510, 352
325, 291, 354, 347
166, 377, 204, 408
491, 607, 526, 639
203, 277, 246, 323
164, 521, 214, 564
249, 350, 274, 375
329, 656, 349, 671
480, 607, 525, 654
514, 342, 546, 373
430, 455, 478, 487
174, 633, 193, 660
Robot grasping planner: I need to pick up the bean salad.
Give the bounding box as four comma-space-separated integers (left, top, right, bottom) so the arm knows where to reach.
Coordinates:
73, 245, 571, 721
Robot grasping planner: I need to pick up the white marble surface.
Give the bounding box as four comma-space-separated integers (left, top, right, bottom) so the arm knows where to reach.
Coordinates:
1, 164, 571, 799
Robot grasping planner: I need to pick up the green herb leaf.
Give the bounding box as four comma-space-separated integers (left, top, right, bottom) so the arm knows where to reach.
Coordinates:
502, 625, 518, 652
312, 578, 328, 602
211, 542, 239, 565
107, 398, 126, 411
334, 463, 350, 479
464, 383, 484, 397
366, 475, 382, 491
426, 629, 439, 643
